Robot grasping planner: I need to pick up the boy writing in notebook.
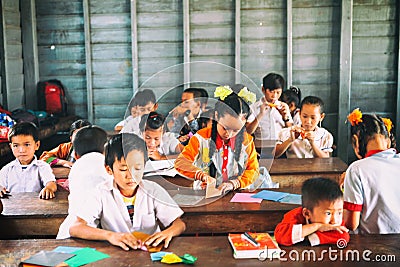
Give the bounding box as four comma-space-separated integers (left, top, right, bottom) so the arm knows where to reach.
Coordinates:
274, 177, 349, 246
0, 122, 56, 199
68, 133, 185, 250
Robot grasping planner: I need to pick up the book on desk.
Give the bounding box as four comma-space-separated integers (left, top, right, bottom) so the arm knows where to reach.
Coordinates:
228, 232, 281, 259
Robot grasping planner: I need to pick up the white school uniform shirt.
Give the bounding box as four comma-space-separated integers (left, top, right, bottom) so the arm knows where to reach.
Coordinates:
120, 116, 141, 135
114, 115, 134, 129
56, 152, 113, 239
343, 149, 400, 234
277, 126, 333, 158
0, 156, 55, 193
247, 98, 293, 140
159, 132, 180, 155
59, 179, 183, 238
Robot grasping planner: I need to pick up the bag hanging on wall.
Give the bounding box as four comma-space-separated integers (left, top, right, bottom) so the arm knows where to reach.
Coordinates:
37, 79, 68, 116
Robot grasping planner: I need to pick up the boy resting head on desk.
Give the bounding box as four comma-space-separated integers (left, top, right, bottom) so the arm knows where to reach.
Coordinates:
274, 177, 349, 246
0, 122, 57, 199
69, 133, 185, 251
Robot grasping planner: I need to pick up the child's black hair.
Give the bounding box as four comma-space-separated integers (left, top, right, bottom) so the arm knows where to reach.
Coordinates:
302, 177, 343, 211
300, 96, 325, 114
8, 122, 39, 142
73, 125, 108, 157
196, 88, 209, 107
129, 89, 156, 109
198, 109, 214, 130
183, 88, 203, 103
105, 133, 148, 170
139, 111, 165, 133
280, 86, 301, 108
350, 114, 396, 158
69, 119, 92, 137
209, 92, 250, 178
262, 73, 285, 91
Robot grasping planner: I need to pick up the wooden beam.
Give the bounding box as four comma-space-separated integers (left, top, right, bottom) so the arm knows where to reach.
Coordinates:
0, 0, 7, 107
130, 0, 138, 93
234, 0, 241, 84
21, 0, 39, 110
183, 0, 190, 88
337, 0, 353, 163
286, 0, 293, 86
396, 0, 400, 148
83, 0, 93, 122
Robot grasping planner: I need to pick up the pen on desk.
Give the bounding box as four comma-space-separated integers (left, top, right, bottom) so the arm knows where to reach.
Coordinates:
242, 232, 260, 247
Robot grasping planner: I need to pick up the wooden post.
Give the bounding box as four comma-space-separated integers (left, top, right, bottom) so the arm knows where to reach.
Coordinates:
337, 0, 353, 163
83, 0, 93, 122
21, 0, 39, 110
234, 0, 241, 84
286, 0, 293, 86
183, 0, 190, 88
0, 1, 6, 107
130, 0, 138, 93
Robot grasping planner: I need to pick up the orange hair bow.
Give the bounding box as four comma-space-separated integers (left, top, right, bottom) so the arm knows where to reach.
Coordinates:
347, 108, 363, 126
381, 118, 393, 133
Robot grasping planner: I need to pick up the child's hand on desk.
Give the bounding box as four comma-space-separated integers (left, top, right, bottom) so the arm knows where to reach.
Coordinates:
58, 159, 73, 168
39, 181, 57, 199
317, 223, 349, 234
148, 148, 163, 160
108, 232, 142, 251
218, 182, 234, 194
0, 187, 9, 198
145, 229, 172, 249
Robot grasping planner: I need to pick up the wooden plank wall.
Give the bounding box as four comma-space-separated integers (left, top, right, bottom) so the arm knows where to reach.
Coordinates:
36, 0, 87, 118
0, 0, 396, 162
1, 0, 24, 110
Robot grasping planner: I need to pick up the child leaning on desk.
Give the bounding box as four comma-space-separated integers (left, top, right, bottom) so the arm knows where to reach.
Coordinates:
174, 85, 259, 193
343, 109, 400, 233
39, 119, 92, 167
274, 177, 350, 246
0, 122, 57, 199
275, 96, 333, 158
68, 133, 185, 251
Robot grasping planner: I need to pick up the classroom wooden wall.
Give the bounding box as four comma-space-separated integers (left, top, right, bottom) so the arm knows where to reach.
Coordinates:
0, 0, 399, 163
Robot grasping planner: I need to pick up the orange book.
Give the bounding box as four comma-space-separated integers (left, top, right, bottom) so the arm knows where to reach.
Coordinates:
228, 233, 281, 259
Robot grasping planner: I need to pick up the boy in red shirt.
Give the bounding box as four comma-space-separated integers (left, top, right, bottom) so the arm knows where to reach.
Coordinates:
274, 177, 350, 246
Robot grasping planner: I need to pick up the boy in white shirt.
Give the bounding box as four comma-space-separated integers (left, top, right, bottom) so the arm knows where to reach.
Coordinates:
0, 122, 56, 199
69, 133, 185, 250
246, 73, 293, 141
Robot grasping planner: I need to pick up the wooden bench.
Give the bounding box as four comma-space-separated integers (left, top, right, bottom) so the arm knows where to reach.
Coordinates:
0, 115, 79, 167
0, 234, 398, 266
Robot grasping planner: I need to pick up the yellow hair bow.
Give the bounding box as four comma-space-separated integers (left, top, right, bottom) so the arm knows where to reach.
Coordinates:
347, 108, 363, 126
238, 87, 256, 104
382, 118, 393, 133
214, 86, 233, 100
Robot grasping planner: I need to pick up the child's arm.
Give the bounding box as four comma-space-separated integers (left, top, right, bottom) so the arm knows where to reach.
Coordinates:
305, 131, 330, 158
306, 222, 350, 246
39, 181, 57, 199
245, 102, 268, 134
344, 210, 361, 231
276, 102, 293, 127
275, 127, 299, 158
145, 218, 186, 248
0, 199, 3, 213
174, 135, 206, 180
69, 216, 141, 251
40, 143, 73, 167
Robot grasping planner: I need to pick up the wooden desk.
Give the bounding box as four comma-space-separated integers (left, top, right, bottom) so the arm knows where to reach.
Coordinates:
0, 235, 398, 266
0, 191, 69, 238
261, 157, 348, 192
0, 188, 297, 238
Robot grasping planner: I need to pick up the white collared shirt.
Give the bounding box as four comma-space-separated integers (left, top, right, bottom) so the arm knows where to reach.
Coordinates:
0, 156, 55, 193
278, 126, 333, 158
248, 98, 293, 140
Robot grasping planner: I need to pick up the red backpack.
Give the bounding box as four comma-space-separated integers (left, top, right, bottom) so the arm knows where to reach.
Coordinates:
37, 79, 67, 116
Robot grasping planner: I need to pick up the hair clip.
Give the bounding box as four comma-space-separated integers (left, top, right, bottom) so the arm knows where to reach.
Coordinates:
381, 118, 393, 132
347, 108, 363, 126
238, 87, 256, 104
214, 86, 233, 100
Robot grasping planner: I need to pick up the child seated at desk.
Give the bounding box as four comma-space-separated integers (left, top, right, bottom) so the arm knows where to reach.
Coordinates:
120, 89, 158, 134
175, 85, 259, 192
275, 96, 333, 158
57, 125, 112, 238
0, 122, 57, 199
39, 119, 92, 167
343, 109, 400, 233
274, 177, 350, 246
140, 112, 183, 160
280, 86, 301, 125
68, 133, 185, 250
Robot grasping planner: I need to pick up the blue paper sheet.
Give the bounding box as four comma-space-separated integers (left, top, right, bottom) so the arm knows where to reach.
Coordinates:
251, 190, 289, 201
150, 251, 173, 261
